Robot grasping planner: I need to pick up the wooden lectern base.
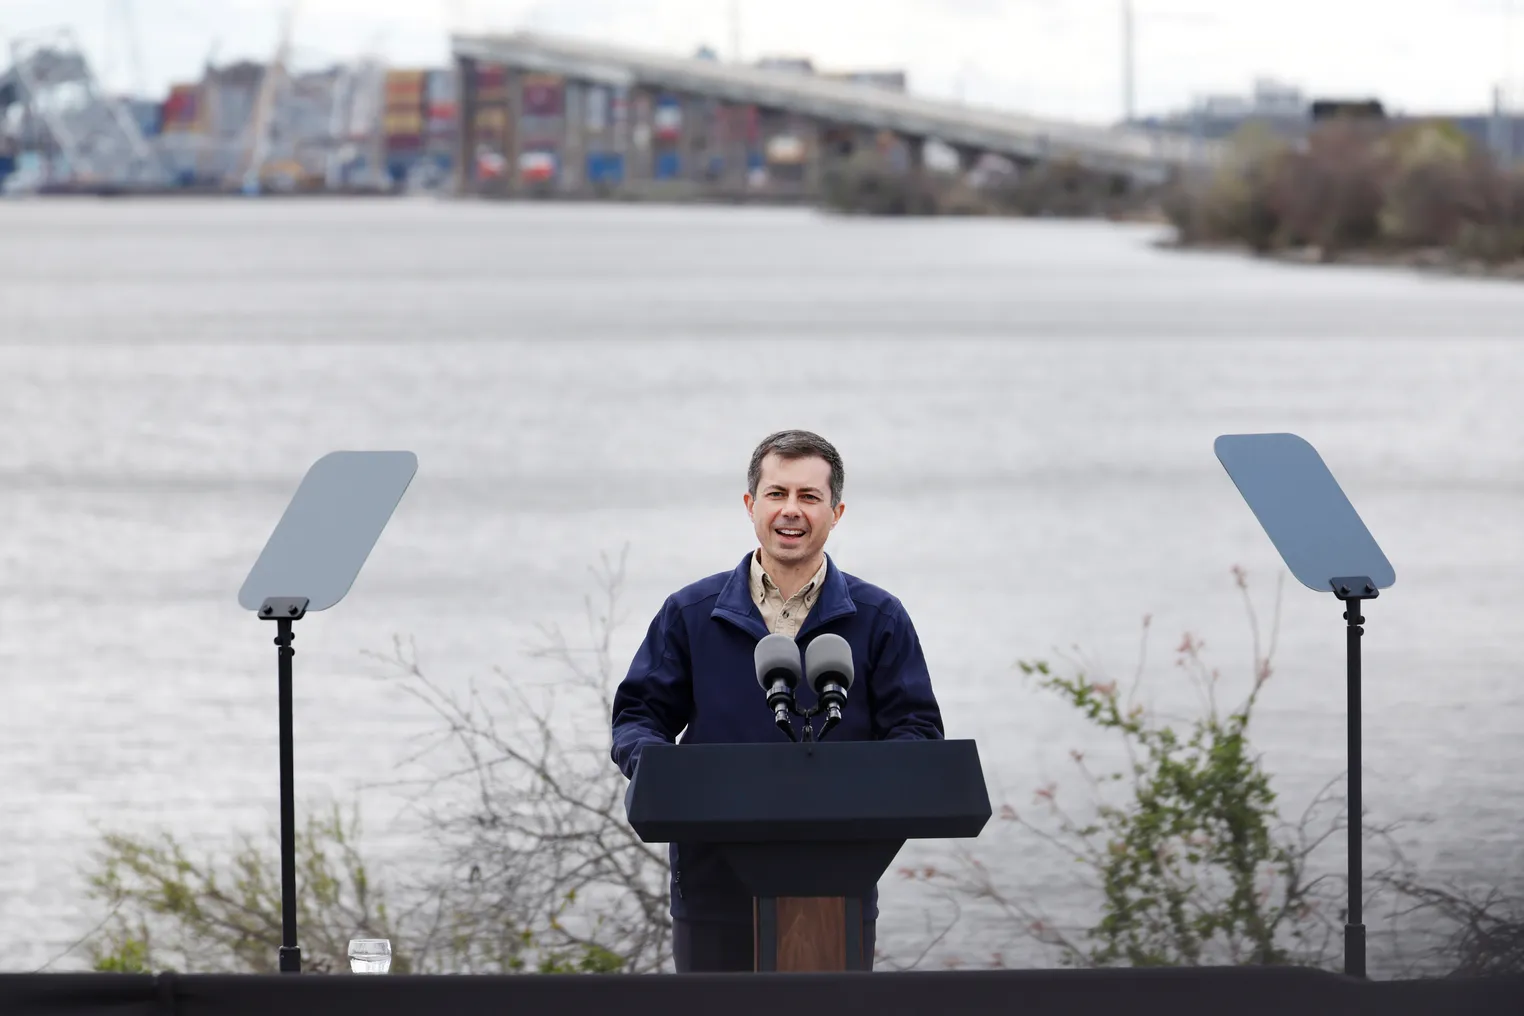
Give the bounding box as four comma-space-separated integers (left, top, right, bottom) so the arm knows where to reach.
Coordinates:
753, 896, 866, 972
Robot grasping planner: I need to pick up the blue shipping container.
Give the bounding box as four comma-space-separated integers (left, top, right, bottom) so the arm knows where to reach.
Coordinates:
654, 151, 681, 179
586, 152, 625, 185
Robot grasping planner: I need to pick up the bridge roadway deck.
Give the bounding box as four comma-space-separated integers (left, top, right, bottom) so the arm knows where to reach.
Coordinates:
452, 31, 1222, 183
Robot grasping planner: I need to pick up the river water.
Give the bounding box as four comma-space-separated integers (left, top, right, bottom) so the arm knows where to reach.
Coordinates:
1, 198, 1521, 975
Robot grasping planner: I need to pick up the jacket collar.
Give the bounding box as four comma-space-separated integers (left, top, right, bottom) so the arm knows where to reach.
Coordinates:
711, 550, 857, 639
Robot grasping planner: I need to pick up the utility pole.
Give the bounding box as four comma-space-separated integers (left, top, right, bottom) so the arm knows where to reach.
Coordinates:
241, 3, 298, 192
123, 0, 145, 97
1122, 0, 1135, 124
1498, 0, 1516, 165
103, 0, 114, 94
102, 0, 148, 97
1122, 4, 1214, 126
1507, 0, 1514, 97
730, 0, 743, 63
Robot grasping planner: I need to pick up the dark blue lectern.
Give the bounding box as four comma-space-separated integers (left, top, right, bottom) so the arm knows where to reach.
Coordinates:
626, 739, 992, 972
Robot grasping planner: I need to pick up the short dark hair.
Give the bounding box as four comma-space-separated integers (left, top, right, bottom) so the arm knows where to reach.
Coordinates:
747, 430, 845, 507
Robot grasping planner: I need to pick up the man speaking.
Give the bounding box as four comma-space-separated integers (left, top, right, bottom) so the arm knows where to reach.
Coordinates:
610, 430, 945, 973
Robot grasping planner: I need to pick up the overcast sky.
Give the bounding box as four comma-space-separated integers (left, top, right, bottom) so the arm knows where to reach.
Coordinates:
6, 0, 1523, 124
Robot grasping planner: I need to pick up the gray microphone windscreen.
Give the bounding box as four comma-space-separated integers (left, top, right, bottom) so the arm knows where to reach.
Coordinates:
754, 632, 802, 690
804, 633, 855, 695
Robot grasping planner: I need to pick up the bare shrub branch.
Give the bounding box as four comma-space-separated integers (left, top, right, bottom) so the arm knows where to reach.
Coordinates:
367, 546, 672, 974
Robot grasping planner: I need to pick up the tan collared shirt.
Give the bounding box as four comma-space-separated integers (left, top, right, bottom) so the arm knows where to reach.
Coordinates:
749, 551, 829, 638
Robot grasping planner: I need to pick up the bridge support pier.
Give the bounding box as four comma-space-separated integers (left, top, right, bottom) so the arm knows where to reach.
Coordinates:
452, 56, 477, 195
446, 35, 1208, 202
952, 144, 983, 177
906, 135, 927, 187
798, 117, 822, 197
503, 68, 524, 196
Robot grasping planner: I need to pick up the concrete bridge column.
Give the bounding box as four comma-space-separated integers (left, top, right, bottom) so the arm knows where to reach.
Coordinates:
725, 105, 751, 193
503, 68, 524, 195
627, 88, 654, 185
905, 135, 926, 181
679, 93, 704, 185
952, 144, 982, 177
452, 56, 477, 195
826, 125, 883, 165
798, 117, 823, 196
861, 128, 891, 163
565, 80, 590, 194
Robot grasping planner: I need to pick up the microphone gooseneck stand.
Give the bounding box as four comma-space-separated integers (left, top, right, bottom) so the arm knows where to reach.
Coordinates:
758, 688, 858, 969
776, 697, 844, 751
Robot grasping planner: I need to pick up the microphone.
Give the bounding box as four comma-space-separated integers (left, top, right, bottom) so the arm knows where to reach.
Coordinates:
754, 633, 802, 741
804, 634, 855, 739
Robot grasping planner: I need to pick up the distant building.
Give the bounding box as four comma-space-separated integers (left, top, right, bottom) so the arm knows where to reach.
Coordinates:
1132, 76, 1524, 163
820, 70, 907, 93
755, 56, 815, 75
754, 56, 906, 92
1194, 77, 1307, 121
1310, 99, 1386, 121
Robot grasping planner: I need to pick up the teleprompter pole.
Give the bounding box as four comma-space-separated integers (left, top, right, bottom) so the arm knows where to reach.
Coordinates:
262, 596, 309, 974
239, 449, 418, 974
1332, 576, 1375, 980
1213, 434, 1393, 981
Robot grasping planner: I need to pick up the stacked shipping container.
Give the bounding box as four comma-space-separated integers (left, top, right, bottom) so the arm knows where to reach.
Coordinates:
383, 69, 425, 181
519, 72, 564, 184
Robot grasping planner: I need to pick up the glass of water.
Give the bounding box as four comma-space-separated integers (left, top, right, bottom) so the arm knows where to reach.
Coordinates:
348, 938, 392, 974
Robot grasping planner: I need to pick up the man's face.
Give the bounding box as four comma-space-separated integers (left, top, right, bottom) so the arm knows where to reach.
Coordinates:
744, 453, 845, 567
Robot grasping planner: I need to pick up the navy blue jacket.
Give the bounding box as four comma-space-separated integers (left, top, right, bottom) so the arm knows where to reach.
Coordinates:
610, 551, 945, 923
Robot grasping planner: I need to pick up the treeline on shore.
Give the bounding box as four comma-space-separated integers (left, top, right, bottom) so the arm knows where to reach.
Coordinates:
819, 150, 1156, 221
1162, 119, 1524, 268
822, 119, 1524, 271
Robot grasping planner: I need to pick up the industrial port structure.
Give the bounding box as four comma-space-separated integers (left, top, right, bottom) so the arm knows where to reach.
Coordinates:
0, 19, 445, 195
448, 31, 1219, 199
1, 22, 1224, 199
10, 23, 1516, 201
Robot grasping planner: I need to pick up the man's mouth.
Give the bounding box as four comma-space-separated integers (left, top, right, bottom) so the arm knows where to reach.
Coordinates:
775, 527, 806, 539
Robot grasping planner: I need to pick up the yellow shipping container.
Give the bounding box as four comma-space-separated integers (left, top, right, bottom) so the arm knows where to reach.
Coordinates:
385, 70, 426, 92
473, 108, 507, 133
